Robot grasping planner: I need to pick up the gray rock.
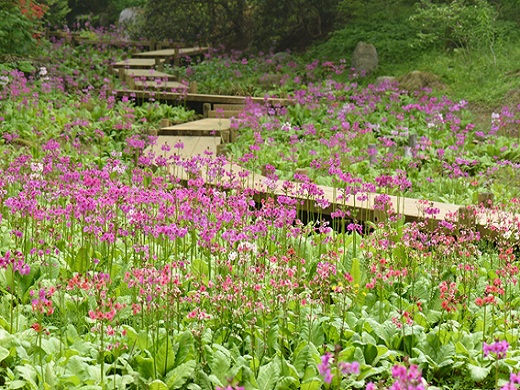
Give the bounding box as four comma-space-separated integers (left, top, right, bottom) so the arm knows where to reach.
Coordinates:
352, 42, 378, 74
398, 70, 446, 92
119, 7, 143, 28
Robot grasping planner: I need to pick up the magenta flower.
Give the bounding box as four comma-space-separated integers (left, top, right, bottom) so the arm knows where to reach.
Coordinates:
483, 340, 509, 359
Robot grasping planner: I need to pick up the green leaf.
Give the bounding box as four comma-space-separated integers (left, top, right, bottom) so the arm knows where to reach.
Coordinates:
467, 363, 491, 382
191, 259, 209, 280
166, 360, 196, 389
350, 257, 363, 286
7, 380, 26, 389
310, 321, 325, 347
275, 376, 299, 390
300, 379, 321, 390
0, 345, 9, 362
267, 324, 279, 352
293, 343, 310, 378
257, 361, 280, 390
149, 379, 168, 390
209, 348, 231, 385
174, 331, 195, 367
156, 336, 177, 377
136, 355, 155, 380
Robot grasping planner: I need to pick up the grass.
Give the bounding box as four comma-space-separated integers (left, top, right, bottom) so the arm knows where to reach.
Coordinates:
305, 5, 520, 114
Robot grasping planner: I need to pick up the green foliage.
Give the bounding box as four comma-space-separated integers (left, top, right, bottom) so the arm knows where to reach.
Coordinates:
41, 0, 70, 27
141, 0, 340, 50
0, 6, 37, 56
410, 0, 499, 62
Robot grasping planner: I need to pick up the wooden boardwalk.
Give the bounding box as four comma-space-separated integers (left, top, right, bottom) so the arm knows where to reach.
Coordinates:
116, 89, 288, 106
126, 45, 506, 233
112, 58, 165, 70
134, 46, 209, 66
143, 119, 501, 230
119, 68, 177, 81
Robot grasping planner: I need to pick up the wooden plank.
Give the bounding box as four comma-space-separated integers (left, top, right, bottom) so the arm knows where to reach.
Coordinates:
132, 80, 188, 91
160, 118, 231, 137
115, 89, 289, 106
121, 69, 177, 81
112, 58, 165, 69
148, 135, 220, 158
134, 46, 209, 59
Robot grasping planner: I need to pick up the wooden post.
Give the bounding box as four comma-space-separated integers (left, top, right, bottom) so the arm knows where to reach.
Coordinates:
189, 81, 198, 94
203, 103, 211, 118
159, 119, 170, 128
404, 146, 412, 158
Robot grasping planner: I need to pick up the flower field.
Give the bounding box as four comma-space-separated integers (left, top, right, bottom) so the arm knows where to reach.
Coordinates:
1, 32, 520, 390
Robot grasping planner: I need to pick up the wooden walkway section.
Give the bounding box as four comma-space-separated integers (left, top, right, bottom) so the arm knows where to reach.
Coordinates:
134, 47, 209, 66
116, 89, 288, 106
113, 58, 165, 70
126, 45, 507, 233
143, 118, 499, 230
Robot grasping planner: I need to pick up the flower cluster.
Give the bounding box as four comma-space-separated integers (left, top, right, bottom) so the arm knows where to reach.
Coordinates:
318, 352, 360, 384
483, 340, 509, 359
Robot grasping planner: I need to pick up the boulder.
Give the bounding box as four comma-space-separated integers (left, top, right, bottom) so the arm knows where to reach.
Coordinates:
351, 42, 378, 74
118, 7, 143, 34
398, 71, 446, 93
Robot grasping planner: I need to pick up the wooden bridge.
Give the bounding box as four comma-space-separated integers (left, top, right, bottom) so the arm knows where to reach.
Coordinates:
117, 45, 506, 233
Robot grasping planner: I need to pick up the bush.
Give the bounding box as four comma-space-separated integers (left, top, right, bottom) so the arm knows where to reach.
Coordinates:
140, 0, 340, 51
0, 4, 38, 56
410, 0, 499, 62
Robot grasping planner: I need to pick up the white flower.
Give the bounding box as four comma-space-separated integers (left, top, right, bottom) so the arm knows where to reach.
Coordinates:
31, 163, 44, 173
112, 164, 127, 174
281, 122, 292, 131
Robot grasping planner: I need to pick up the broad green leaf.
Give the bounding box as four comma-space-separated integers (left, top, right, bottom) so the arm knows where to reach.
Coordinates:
66, 356, 87, 379
166, 360, 196, 389
293, 343, 310, 378
275, 376, 299, 390
7, 380, 26, 389
191, 259, 209, 280
350, 257, 363, 286
467, 363, 491, 382
209, 348, 231, 385
156, 336, 177, 377
16, 365, 38, 388
44, 362, 57, 388
41, 337, 63, 356
174, 331, 194, 367
0, 345, 9, 362
267, 324, 279, 352
136, 355, 155, 380
300, 379, 321, 390
310, 321, 325, 347
257, 361, 280, 390
149, 379, 168, 390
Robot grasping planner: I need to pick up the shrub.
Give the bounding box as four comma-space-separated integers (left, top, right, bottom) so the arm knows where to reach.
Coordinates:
0, 3, 38, 56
